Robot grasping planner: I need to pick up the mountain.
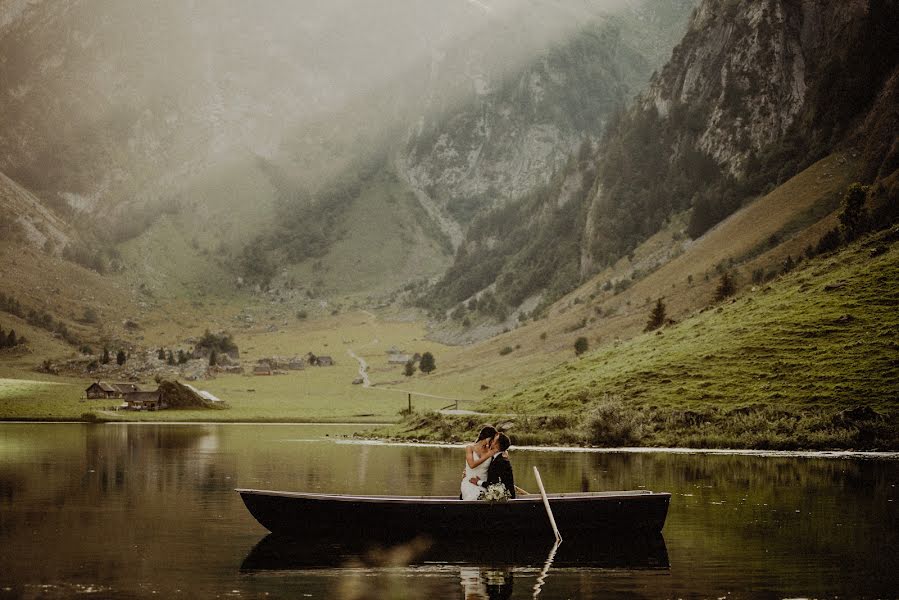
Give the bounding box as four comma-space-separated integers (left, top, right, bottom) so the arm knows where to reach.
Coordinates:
396, 2, 696, 235
423, 0, 899, 329
0, 0, 699, 303
230, 0, 698, 295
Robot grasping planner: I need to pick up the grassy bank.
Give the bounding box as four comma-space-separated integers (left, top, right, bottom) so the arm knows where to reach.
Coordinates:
0, 371, 451, 423
380, 230, 899, 450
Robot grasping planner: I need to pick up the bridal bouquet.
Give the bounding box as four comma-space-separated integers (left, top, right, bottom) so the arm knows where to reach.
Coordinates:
479, 483, 511, 503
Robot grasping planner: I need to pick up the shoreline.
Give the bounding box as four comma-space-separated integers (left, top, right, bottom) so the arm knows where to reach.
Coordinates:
2, 418, 897, 456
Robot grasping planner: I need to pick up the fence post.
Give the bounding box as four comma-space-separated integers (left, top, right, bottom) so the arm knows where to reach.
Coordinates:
408, 393, 412, 413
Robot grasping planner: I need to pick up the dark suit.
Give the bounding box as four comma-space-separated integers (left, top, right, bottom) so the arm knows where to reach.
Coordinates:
483, 453, 516, 499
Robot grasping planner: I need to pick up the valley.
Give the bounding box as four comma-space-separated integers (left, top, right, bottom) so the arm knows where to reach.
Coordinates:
0, 0, 896, 451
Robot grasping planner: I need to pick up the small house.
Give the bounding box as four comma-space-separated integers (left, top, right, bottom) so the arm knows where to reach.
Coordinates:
86, 382, 140, 399
387, 353, 412, 365
124, 390, 162, 411
315, 355, 333, 367
86, 382, 117, 399
112, 383, 140, 395
288, 358, 305, 370
253, 364, 272, 376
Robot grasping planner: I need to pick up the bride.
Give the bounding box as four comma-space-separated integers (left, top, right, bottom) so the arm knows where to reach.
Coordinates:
460, 426, 498, 500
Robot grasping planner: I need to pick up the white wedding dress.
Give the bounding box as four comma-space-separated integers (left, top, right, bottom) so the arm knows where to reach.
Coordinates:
460, 450, 491, 500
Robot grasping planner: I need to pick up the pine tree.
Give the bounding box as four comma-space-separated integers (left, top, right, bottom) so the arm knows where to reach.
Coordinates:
157, 347, 166, 360
0, 327, 6, 348
419, 352, 436, 374
116, 350, 126, 365
839, 183, 869, 242
167, 350, 175, 366
404, 360, 416, 377
101, 347, 110, 364
574, 336, 589, 356
177, 350, 188, 364
715, 272, 736, 301
645, 298, 667, 332
209, 350, 218, 367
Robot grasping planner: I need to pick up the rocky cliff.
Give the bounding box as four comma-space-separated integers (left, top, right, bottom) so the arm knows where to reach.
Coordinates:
424, 0, 898, 324
581, 0, 898, 269
397, 1, 697, 246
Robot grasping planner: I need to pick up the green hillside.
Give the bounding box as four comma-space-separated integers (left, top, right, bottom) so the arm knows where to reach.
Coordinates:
388, 227, 899, 450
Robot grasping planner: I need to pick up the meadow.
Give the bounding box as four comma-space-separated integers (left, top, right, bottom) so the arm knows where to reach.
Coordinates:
382, 229, 899, 450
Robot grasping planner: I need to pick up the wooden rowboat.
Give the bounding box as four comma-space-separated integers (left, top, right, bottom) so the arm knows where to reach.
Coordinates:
236, 489, 671, 540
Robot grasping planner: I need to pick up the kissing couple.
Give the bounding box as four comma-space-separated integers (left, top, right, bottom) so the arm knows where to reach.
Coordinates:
460, 426, 522, 501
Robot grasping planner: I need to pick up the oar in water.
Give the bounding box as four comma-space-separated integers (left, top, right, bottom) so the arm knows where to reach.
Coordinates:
533, 466, 562, 543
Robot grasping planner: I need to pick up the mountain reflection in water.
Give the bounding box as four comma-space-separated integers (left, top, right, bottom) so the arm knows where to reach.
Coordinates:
1, 424, 896, 599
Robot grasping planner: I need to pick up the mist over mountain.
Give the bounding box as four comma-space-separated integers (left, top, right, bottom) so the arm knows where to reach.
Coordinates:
0, 0, 691, 296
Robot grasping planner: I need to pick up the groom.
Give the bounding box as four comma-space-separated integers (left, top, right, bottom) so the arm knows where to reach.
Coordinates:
470, 432, 516, 499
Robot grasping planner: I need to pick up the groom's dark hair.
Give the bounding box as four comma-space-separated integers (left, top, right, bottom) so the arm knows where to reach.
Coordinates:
476, 425, 497, 441
495, 433, 511, 452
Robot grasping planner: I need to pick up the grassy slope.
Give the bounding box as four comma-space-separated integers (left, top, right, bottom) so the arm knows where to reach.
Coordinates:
285, 168, 451, 297
388, 229, 899, 449
383, 152, 860, 399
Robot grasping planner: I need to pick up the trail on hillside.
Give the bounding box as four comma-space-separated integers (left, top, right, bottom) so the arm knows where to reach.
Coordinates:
346, 348, 371, 388
347, 310, 480, 413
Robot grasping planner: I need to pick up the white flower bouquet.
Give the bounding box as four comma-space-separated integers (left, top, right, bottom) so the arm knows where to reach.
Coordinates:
479, 483, 511, 503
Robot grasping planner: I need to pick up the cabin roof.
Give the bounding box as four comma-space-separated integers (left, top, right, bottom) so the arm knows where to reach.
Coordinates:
125, 391, 160, 403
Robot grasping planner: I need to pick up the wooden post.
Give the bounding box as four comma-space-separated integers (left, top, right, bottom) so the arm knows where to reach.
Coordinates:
408, 393, 411, 413
533, 467, 562, 543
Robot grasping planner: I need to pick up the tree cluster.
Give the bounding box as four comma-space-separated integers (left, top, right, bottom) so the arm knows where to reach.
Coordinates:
0, 326, 26, 349
402, 351, 435, 376
0, 292, 79, 346
195, 330, 239, 358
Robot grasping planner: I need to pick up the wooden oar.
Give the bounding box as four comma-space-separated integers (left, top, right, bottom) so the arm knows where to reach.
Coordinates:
533, 466, 562, 543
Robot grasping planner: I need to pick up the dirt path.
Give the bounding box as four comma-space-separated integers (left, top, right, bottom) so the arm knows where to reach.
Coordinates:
347, 309, 475, 412
346, 348, 371, 388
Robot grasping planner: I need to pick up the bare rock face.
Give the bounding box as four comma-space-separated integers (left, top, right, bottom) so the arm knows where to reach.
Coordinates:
640, 0, 865, 178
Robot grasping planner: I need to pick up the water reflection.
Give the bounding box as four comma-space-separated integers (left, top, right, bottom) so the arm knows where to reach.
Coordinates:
241, 531, 669, 571
241, 531, 669, 599
0, 424, 896, 599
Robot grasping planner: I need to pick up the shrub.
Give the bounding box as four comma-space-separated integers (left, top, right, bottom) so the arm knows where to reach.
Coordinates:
499, 346, 514, 356
585, 401, 640, 446
574, 336, 589, 356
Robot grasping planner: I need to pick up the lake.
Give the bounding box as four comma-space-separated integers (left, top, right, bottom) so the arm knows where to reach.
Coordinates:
0, 423, 896, 599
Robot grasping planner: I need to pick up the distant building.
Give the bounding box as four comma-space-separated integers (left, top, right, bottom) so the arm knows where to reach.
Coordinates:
123, 391, 162, 411
86, 381, 140, 399
184, 384, 225, 404
387, 353, 412, 365
288, 358, 305, 370
315, 356, 333, 367
253, 365, 272, 376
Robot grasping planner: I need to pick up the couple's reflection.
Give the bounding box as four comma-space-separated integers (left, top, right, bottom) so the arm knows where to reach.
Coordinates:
460, 565, 512, 600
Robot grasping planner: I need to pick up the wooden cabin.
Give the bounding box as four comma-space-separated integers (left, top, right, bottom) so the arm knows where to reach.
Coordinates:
86, 382, 117, 399
123, 390, 162, 411
86, 382, 140, 399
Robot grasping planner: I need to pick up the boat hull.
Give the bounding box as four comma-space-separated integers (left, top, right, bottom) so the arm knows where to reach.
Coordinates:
236, 489, 670, 540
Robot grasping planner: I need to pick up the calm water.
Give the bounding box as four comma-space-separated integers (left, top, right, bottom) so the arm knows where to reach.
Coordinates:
0, 423, 897, 599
